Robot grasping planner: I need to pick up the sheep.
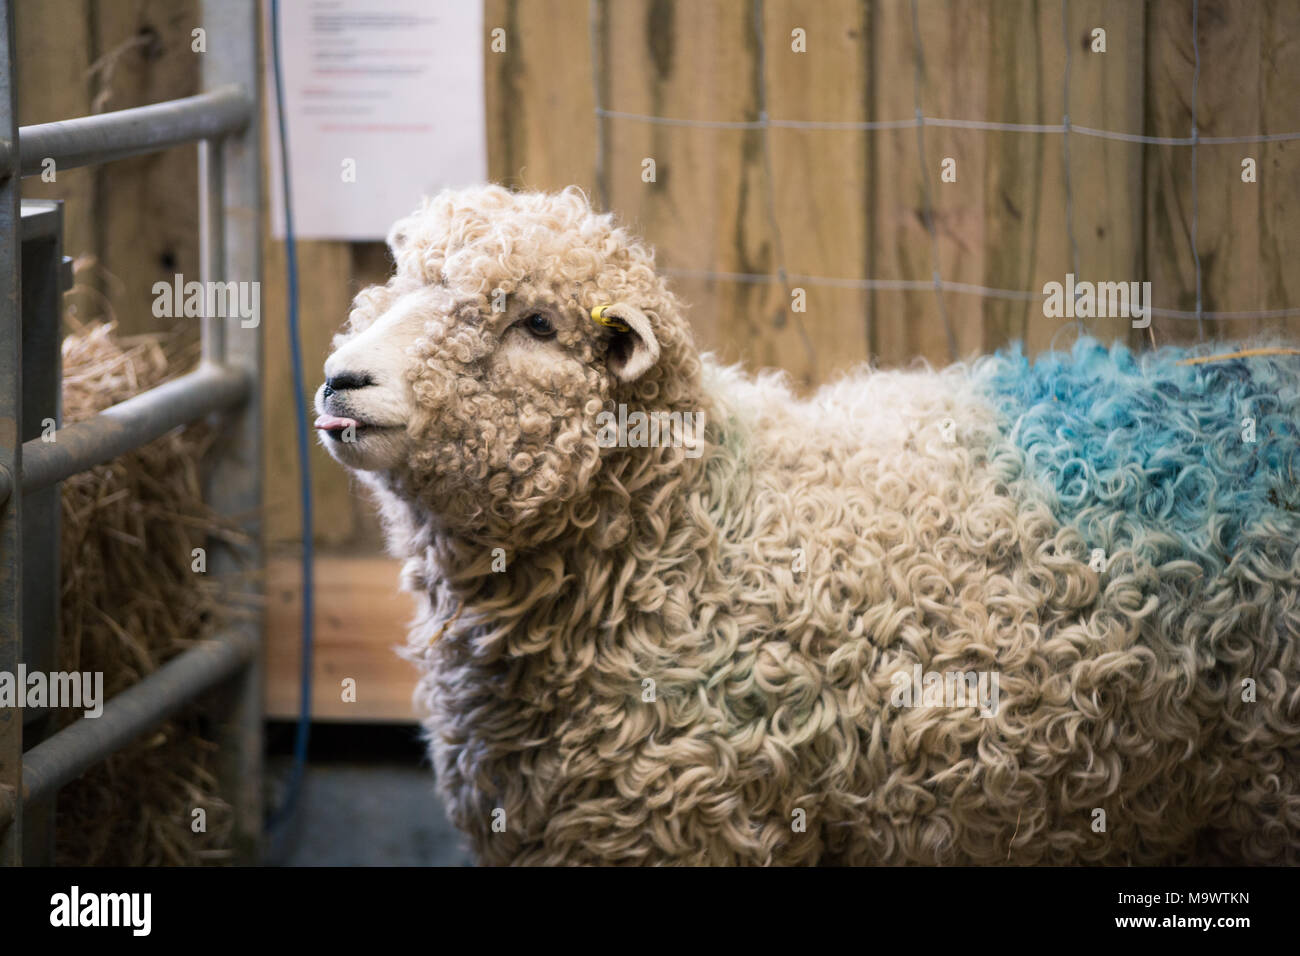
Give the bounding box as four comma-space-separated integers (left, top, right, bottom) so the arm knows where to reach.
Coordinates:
314, 183, 1300, 865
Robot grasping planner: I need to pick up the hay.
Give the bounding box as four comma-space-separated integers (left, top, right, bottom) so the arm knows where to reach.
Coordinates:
53, 313, 247, 865
1176, 347, 1300, 366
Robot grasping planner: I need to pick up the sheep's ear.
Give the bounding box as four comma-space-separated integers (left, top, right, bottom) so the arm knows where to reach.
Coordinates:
597, 303, 660, 382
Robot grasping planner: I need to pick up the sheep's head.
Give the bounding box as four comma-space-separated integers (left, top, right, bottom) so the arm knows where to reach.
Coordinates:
315, 184, 704, 548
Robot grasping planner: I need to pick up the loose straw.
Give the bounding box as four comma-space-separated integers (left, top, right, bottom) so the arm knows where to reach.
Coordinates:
1176, 347, 1300, 366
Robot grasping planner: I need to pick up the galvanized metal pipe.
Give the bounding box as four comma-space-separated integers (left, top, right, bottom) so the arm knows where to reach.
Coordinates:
0, 627, 257, 825
199, 137, 227, 363
0, 0, 24, 867
16, 86, 250, 179
201, 0, 265, 862
21, 362, 249, 494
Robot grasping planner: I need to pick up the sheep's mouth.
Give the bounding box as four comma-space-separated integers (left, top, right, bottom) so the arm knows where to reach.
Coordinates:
313, 414, 401, 439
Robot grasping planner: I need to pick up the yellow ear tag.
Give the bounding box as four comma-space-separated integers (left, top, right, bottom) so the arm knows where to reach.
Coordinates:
591, 304, 631, 333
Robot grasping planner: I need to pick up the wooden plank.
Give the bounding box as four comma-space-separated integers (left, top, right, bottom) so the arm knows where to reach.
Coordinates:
15, 0, 99, 267
90, 0, 201, 338
978, 0, 1058, 353
1256, 0, 1300, 341
602, 0, 777, 377
1181, 0, 1300, 340
1186, 0, 1261, 339
1141, 0, 1300, 345
1056, 0, 1147, 350
871, 0, 1151, 362
872, 0, 990, 366
762, 0, 872, 380
259, 236, 359, 545
485, 0, 597, 193
981, 0, 1147, 354
1144, 0, 1196, 343
264, 556, 419, 722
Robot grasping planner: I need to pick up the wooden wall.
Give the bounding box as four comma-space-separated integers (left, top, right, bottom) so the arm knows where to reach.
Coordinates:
19, 0, 202, 339
491, 0, 1299, 374
17, 0, 1300, 719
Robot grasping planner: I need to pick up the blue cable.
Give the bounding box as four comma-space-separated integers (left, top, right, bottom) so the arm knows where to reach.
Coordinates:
268, 0, 313, 835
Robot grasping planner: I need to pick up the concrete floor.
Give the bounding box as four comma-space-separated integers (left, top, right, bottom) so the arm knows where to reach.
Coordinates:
266, 724, 474, 866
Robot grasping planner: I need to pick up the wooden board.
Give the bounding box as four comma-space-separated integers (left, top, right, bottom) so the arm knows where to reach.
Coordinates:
259, 238, 359, 546
485, 0, 598, 194
264, 556, 420, 722
762, 0, 873, 381
1142, 0, 1300, 344
872, 0, 989, 366
602, 1, 770, 374
15, 0, 99, 267
20, 0, 1298, 571
1061, 0, 1147, 351
90, 0, 201, 338
1255, 0, 1300, 340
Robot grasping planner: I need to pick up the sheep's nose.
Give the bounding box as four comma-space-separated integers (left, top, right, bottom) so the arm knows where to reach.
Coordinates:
323, 371, 374, 397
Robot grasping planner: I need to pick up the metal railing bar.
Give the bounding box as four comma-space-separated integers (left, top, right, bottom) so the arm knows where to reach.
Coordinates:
199, 138, 227, 364
15, 86, 250, 179
0, 627, 257, 826
20, 362, 249, 495
0, 0, 23, 868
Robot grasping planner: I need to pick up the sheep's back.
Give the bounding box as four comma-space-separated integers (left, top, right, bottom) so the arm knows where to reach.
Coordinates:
694, 339, 1300, 863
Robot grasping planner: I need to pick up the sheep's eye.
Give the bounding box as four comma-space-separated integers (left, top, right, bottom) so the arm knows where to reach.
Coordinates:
523, 313, 556, 338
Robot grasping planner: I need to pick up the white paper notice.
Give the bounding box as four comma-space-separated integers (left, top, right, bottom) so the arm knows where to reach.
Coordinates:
266, 0, 486, 240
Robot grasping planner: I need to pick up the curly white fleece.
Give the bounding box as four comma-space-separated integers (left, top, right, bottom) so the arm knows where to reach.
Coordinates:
318, 185, 1300, 866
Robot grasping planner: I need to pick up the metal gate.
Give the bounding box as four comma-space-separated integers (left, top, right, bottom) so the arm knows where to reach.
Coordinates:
0, 0, 263, 865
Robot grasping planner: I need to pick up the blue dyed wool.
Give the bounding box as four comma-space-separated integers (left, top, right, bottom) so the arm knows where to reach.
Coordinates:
978, 337, 1300, 568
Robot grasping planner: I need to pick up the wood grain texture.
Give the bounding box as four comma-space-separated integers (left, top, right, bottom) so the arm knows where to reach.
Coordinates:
1061, 0, 1147, 350
264, 556, 418, 722
260, 236, 358, 545
90, 0, 201, 338
20, 1, 1299, 561
873, 0, 989, 366
15, 0, 99, 268
1256, 1, 1300, 340
485, 0, 597, 193
762, 0, 872, 381
1141, 0, 1300, 344
604, 1, 772, 375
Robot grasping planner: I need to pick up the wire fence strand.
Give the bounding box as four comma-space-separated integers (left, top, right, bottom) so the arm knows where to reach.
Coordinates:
586, 1, 1299, 329
595, 107, 1300, 145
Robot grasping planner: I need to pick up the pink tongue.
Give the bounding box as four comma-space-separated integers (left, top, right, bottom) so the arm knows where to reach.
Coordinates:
314, 414, 358, 431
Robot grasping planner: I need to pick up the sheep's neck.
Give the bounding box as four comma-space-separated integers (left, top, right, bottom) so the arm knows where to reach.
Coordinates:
424, 435, 719, 639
